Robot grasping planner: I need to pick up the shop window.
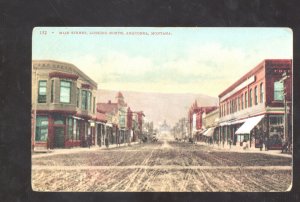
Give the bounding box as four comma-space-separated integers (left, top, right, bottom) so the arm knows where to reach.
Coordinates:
35, 116, 48, 141
60, 80, 71, 103
269, 115, 284, 141
54, 115, 65, 125
38, 80, 47, 103
260, 83, 264, 103
68, 117, 73, 140
74, 119, 80, 140
274, 81, 284, 101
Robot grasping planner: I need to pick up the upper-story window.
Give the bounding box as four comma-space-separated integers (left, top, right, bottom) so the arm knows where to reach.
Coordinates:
245, 92, 248, 108
76, 88, 80, 107
254, 86, 258, 105
38, 80, 47, 103
241, 94, 243, 110
249, 89, 253, 107
81, 90, 92, 111
260, 83, 264, 103
60, 81, 71, 103
93, 97, 96, 113
88, 92, 91, 111
51, 80, 54, 103
274, 81, 284, 101
227, 102, 229, 115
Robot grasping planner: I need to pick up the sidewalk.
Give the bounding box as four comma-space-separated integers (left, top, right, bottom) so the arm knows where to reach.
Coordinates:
32, 141, 139, 158
196, 141, 292, 158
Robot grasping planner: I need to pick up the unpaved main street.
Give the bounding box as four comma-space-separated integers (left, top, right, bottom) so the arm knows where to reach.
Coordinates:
32, 140, 292, 192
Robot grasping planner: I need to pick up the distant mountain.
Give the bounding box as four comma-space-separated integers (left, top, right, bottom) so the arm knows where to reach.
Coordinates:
97, 89, 218, 128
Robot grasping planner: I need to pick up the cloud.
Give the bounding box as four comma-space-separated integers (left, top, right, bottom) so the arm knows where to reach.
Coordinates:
63, 36, 292, 96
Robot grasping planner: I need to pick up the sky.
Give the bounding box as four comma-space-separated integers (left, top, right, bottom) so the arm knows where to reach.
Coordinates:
32, 27, 292, 97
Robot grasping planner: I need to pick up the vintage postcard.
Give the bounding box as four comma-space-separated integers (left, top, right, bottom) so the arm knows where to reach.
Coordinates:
31, 27, 292, 192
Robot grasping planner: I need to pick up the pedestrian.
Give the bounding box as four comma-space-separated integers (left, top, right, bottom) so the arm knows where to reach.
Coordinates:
229, 139, 232, 149
259, 138, 263, 151
105, 137, 109, 148
87, 134, 91, 149
264, 137, 269, 151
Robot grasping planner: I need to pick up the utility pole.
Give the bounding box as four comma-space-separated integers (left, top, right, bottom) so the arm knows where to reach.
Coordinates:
279, 71, 289, 150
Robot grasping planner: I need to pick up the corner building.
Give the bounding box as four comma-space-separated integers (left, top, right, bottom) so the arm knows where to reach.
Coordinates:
218, 59, 292, 149
32, 60, 97, 150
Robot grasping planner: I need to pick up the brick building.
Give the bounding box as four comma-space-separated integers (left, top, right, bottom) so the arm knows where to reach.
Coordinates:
218, 59, 292, 149
188, 100, 218, 139
32, 60, 97, 150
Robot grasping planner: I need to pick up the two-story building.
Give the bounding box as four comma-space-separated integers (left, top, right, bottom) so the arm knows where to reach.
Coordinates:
32, 60, 97, 150
218, 59, 292, 149
188, 100, 218, 140
202, 108, 219, 143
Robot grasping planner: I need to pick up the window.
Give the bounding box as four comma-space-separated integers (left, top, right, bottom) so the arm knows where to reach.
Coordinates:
93, 97, 96, 113
38, 80, 47, 103
51, 80, 54, 103
73, 119, 80, 140
238, 97, 240, 111
241, 94, 243, 110
87, 91, 91, 111
77, 88, 80, 107
245, 92, 248, 108
260, 83, 264, 103
68, 117, 73, 140
249, 89, 252, 107
274, 81, 284, 101
35, 116, 48, 141
54, 115, 65, 125
254, 86, 258, 105
81, 90, 91, 110
60, 81, 71, 103
82, 90, 87, 110
227, 102, 229, 115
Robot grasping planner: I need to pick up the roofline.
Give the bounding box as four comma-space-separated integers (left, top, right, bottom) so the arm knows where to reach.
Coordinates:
218, 59, 292, 98
32, 59, 98, 88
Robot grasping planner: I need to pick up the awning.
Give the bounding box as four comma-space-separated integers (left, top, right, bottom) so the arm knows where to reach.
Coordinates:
105, 123, 113, 127
228, 119, 246, 125
72, 116, 84, 120
203, 127, 215, 137
235, 115, 264, 135
219, 122, 229, 126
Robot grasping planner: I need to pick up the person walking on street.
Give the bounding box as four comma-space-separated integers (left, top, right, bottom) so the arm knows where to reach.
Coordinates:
87, 134, 91, 149
264, 137, 269, 151
105, 137, 109, 148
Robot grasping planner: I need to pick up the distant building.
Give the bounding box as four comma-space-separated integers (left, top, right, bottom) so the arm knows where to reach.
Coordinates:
32, 60, 97, 150
188, 100, 218, 138
159, 120, 171, 133
97, 92, 145, 144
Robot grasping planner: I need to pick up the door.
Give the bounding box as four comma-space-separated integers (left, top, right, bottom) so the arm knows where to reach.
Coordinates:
54, 127, 65, 148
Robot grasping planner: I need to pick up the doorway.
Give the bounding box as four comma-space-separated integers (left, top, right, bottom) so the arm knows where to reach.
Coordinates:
54, 127, 65, 148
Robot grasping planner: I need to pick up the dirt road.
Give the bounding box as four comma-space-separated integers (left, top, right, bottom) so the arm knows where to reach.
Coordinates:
32, 140, 292, 192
